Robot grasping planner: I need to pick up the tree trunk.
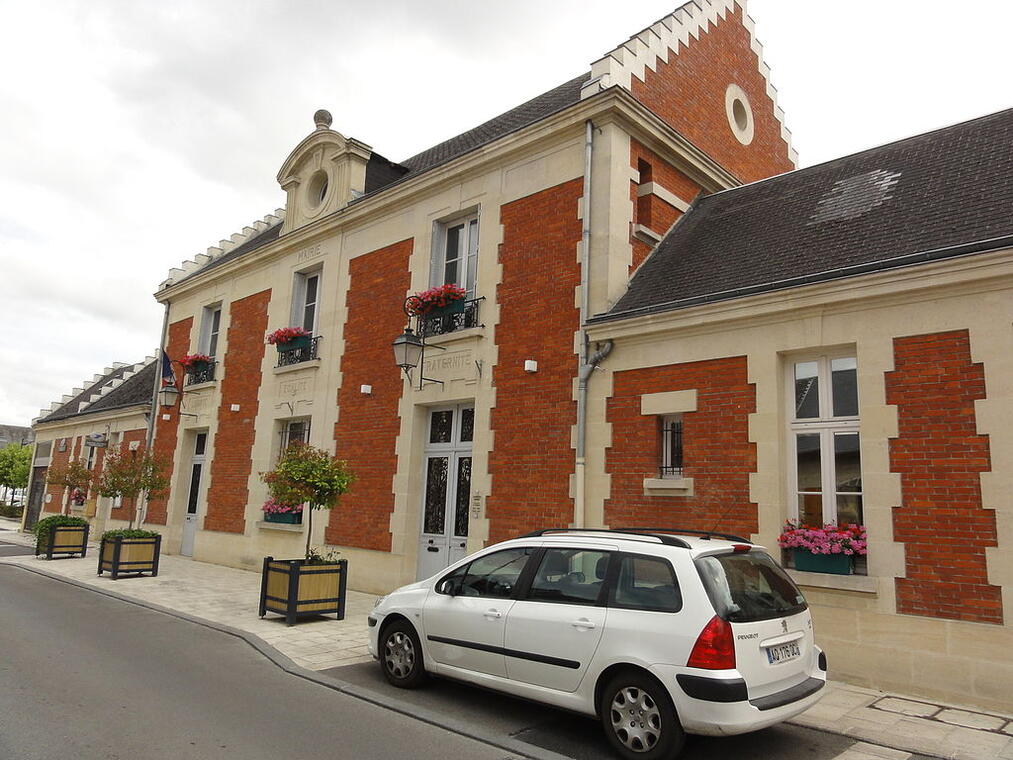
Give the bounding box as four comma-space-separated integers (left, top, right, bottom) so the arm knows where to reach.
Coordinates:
304, 506, 313, 560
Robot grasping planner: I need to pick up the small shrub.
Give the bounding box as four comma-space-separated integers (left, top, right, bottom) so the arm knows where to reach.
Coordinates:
0, 502, 24, 519
101, 528, 160, 541
33, 514, 89, 549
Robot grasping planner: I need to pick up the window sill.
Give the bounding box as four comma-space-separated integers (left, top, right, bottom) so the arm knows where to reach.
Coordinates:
643, 477, 693, 496
633, 224, 663, 245
787, 569, 878, 594
274, 359, 321, 376
256, 520, 305, 533
425, 326, 485, 346
184, 380, 217, 392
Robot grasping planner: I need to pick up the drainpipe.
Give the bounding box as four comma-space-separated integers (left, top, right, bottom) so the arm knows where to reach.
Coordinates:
573, 119, 613, 529
137, 301, 170, 529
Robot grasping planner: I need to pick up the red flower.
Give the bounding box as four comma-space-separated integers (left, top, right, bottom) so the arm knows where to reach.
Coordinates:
179, 353, 212, 368
266, 327, 311, 345
405, 284, 467, 316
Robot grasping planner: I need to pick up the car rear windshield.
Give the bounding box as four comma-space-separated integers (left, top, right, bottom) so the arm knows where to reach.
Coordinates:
694, 551, 807, 623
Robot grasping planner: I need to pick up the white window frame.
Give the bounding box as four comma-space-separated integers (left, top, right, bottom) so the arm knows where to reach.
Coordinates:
785, 351, 862, 526
278, 418, 312, 461
430, 212, 479, 299
199, 304, 223, 358
291, 269, 321, 334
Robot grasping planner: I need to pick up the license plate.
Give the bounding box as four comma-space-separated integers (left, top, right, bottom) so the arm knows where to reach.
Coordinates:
766, 641, 801, 664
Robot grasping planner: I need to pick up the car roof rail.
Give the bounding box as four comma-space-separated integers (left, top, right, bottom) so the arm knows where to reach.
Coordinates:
519, 527, 691, 549
612, 527, 749, 543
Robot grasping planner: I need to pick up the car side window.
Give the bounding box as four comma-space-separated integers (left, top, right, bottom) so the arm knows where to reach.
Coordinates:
527, 548, 610, 605
455, 547, 532, 599
611, 554, 682, 613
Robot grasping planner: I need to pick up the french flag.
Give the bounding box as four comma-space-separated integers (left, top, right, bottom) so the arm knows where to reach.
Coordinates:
161, 350, 176, 387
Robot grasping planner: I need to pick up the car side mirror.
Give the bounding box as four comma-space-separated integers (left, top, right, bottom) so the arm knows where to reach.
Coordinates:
438, 579, 457, 596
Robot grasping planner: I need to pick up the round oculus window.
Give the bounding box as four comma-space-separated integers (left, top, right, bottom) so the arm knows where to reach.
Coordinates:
307, 170, 329, 208
724, 84, 754, 146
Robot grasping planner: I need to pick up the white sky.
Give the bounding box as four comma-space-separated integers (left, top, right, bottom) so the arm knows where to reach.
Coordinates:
2, 1, 1010, 425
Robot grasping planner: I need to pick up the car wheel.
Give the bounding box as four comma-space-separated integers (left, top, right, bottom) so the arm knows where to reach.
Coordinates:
380, 619, 428, 689
600, 671, 684, 759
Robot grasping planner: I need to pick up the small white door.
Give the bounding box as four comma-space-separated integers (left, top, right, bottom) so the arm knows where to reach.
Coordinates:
417, 406, 473, 580
180, 432, 207, 557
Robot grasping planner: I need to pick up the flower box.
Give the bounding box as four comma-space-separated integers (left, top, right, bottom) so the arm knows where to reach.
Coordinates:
264, 511, 302, 524
258, 556, 348, 626
276, 334, 311, 353
427, 298, 466, 317
792, 548, 852, 575
98, 534, 161, 579
36, 524, 89, 559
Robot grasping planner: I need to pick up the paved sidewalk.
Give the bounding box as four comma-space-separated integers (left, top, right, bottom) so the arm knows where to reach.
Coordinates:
2, 526, 1010, 760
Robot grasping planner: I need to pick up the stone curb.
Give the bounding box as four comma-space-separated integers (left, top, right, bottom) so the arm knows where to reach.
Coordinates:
6, 562, 569, 760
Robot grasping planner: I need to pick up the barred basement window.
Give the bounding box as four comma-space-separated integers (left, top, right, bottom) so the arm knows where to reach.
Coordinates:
659, 415, 684, 478
279, 418, 311, 459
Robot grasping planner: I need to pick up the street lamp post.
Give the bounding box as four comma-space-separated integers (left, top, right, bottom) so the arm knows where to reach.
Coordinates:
391, 300, 445, 390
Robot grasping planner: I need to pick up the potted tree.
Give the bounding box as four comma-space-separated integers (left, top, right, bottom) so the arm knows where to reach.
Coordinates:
33, 514, 90, 559
258, 443, 354, 625
46, 459, 92, 514
96, 449, 170, 529
778, 522, 868, 575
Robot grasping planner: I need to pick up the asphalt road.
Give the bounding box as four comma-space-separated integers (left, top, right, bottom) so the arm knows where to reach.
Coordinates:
0, 564, 517, 760
325, 661, 866, 760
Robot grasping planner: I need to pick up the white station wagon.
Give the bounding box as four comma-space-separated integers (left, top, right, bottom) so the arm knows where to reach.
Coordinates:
368, 528, 827, 759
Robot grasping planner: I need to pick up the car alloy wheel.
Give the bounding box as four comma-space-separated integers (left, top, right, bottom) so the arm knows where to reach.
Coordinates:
610, 686, 662, 752
601, 672, 683, 759
380, 620, 428, 689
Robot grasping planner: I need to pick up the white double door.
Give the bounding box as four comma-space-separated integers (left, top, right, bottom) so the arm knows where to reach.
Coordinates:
416, 405, 473, 580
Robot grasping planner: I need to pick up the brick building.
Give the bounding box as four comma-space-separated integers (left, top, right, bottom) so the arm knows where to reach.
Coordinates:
144, 0, 1011, 709
28, 359, 156, 531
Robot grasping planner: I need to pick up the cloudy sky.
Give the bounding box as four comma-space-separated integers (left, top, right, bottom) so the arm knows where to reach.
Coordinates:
2, 1, 1011, 425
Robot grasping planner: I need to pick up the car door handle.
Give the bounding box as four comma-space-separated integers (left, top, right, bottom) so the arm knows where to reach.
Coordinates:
572, 618, 596, 629
484, 609, 502, 619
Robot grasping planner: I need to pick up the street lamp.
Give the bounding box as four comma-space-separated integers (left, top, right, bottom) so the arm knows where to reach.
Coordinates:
392, 300, 445, 390
158, 383, 180, 409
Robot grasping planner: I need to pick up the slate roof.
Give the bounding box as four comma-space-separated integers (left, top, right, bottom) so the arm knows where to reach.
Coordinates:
600, 107, 1013, 322
37, 361, 156, 424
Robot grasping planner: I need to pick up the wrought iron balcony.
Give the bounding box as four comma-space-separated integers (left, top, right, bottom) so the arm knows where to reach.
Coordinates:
418, 298, 482, 338
184, 360, 217, 386
277, 335, 322, 367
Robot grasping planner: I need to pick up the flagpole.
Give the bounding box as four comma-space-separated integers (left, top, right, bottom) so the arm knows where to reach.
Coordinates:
138, 303, 170, 529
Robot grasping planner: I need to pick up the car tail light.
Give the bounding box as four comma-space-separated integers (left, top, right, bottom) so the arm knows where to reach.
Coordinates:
687, 615, 736, 669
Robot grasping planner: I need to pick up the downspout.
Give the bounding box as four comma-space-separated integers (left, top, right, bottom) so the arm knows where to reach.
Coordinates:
573, 119, 613, 528
138, 300, 170, 529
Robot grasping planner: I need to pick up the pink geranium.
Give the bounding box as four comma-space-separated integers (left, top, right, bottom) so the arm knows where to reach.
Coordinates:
262, 498, 304, 515
179, 353, 212, 368
778, 521, 867, 556
266, 327, 310, 345
405, 284, 467, 316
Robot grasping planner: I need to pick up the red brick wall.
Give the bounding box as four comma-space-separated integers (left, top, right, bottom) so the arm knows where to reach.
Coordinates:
109, 430, 147, 523
630, 5, 793, 183
630, 139, 703, 272
486, 179, 584, 544
43, 437, 72, 513
885, 330, 1002, 624
205, 290, 271, 534
605, 356, 757, 539
147, 317, 192, 525
327, 240, 413, 551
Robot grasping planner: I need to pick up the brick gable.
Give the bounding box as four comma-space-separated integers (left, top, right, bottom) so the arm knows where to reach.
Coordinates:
630, 5, 793, 183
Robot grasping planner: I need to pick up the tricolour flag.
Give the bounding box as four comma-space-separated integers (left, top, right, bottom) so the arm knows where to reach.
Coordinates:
161, 350, 176, 387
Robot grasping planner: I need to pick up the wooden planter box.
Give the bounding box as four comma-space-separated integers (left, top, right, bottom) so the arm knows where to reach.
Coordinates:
259, 556, 347, 626
36, 524, 89, 559
98, 535, 161, 579
793, 548, 852, 575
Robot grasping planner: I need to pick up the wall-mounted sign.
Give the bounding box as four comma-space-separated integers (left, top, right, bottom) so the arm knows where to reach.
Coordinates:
84, 433, 108, 448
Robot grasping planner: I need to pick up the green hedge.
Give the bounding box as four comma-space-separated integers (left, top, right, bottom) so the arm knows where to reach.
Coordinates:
101, 528, 160, 541
33, 514, 89, 548
0, 502, 23, 519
